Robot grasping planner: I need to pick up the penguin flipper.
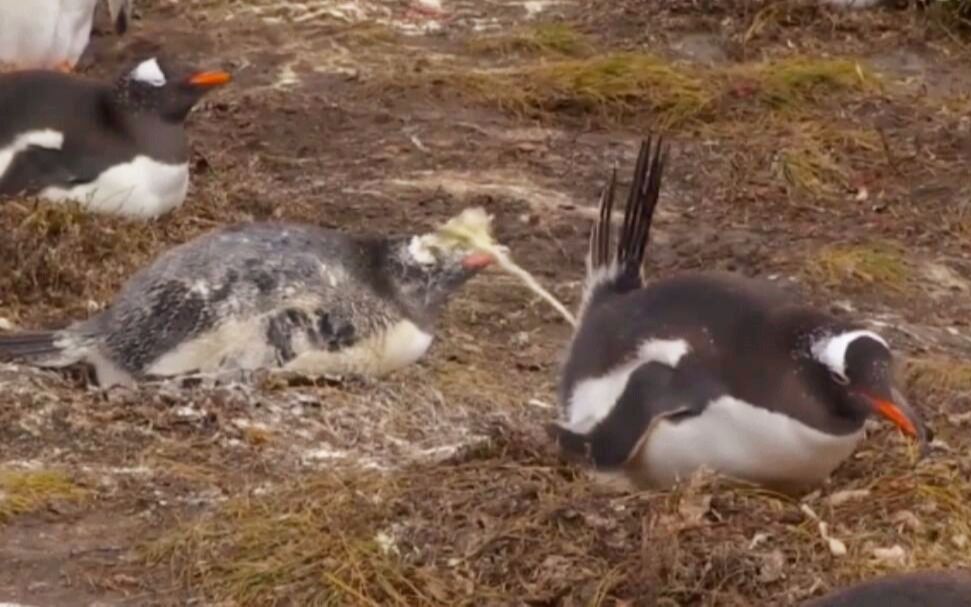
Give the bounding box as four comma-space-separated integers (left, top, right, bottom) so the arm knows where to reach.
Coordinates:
0, 145, 95, 196
553, 361, 719, 469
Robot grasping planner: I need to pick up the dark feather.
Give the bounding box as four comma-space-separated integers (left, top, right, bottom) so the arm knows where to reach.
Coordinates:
0, 331, 60, 359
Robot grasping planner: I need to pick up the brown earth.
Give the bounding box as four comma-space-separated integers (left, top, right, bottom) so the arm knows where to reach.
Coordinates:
1, 1, 970, 606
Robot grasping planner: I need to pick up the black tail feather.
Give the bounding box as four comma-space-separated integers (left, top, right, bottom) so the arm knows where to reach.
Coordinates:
617, 135, 668, 289
0, 331, 61, 360
590, 166, 618, 271
581, 134, 670, 313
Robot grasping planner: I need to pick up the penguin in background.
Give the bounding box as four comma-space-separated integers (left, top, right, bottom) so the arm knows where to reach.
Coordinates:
0, 56, 231, 219
0, 0, 134, 73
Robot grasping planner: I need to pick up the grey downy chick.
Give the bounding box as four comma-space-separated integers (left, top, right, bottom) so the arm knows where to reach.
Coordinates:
0, 219, 495, 387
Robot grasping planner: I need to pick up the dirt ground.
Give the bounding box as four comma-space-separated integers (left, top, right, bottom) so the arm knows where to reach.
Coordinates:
1, 0, 970, 605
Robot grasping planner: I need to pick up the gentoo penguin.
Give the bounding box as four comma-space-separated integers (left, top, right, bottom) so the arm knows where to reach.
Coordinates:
800, 569, 971, 606
0, 0, 133, 72
547, 136, 928, 493
0, 215, 495, 387
0, 56, 230, 219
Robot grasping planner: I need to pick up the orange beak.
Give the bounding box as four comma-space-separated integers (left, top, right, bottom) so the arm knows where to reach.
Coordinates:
862, 390, 929, 455
872, 397, 917, 437
461, 251, 494, 270
187, 70, 232, 87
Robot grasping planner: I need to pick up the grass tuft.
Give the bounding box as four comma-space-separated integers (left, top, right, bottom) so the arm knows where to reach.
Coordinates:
467, 23, 593, 57
903, 356, 971, 397
806, 242, 911, 291
0, 469, 88, 522
453, 52, 715, 128
752, 58, 874, 110
0, 200, 157, 320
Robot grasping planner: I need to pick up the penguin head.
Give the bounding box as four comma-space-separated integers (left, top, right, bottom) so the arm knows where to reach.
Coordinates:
810, 329, 928, 448
384, 233, 494, 317
114, 57, 231, 122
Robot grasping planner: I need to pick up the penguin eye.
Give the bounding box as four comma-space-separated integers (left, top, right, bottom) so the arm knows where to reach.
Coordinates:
830, 371, 850, 386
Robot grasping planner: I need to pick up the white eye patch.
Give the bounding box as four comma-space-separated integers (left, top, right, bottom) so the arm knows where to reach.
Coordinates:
130, 58, 167, 87
811, 330, 888, 377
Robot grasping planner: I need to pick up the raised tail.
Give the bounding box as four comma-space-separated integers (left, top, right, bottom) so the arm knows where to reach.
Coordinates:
579, 135, 669, 315
0, 330, 80, 367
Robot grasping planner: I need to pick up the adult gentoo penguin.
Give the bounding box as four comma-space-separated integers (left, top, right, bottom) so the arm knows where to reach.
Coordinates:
0, 0, 133, 72
800, 569, 971, 606
0, 213, 495, 387
548, 135, 928, 493
0, 56, 230, 219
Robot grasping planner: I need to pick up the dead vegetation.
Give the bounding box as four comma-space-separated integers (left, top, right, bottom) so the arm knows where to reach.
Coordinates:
144, 422, 971, 606
467, 23, 593, 57
1, 0, 971, 605
904, 356, 971, 398
0, 469, 87, 523
805, 242, 912, 292
0, 200, 159, 323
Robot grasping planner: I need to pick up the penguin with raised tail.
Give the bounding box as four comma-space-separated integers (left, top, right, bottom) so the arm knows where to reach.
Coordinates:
0, 56, 231, 219
0, 0, 133, 72
548, 135, 928, 493
0, 210, 496, 388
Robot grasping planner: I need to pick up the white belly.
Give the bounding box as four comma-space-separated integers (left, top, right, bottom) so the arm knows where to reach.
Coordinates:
639, 395, 864, 489
0, 0, 98, 69
146, 316, 434, 378
40, 156, 190, 220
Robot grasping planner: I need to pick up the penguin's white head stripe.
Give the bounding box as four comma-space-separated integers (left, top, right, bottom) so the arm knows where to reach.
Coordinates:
811, 330, 888, 379
407, 236, 437, 265
131, 58, 167, 87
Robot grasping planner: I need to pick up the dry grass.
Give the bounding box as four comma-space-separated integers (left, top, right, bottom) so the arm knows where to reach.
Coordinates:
806, 242, 912, 291
440, 52, 715, 128
143, 421, 971, 606
904, 356, 971, 398
0, 469, 88, 522
750, 57, 874, 111
467, 23, 593, 57
410, 52, 877, 130
0, 200, 158, 322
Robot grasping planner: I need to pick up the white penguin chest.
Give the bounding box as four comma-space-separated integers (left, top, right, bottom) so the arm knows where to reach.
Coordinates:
40, 156, 190, 220
639, 395, 864, 489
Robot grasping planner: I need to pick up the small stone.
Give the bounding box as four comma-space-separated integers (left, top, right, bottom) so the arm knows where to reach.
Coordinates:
759, 549, 786, 582
828, 537, 848, 557
826, 489, 870, 507
890, 510, 922, 532
872, 544, 907, 565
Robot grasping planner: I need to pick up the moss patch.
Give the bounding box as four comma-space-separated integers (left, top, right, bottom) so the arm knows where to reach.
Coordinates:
806, 242, 911, 291
0, 469, 88, 522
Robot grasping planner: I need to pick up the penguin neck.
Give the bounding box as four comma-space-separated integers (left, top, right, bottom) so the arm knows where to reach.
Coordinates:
104, 96, 189, 164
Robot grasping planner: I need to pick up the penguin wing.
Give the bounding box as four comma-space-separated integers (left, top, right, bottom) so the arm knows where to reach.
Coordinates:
0, 144, 98, 195
549, 361, 724, 468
